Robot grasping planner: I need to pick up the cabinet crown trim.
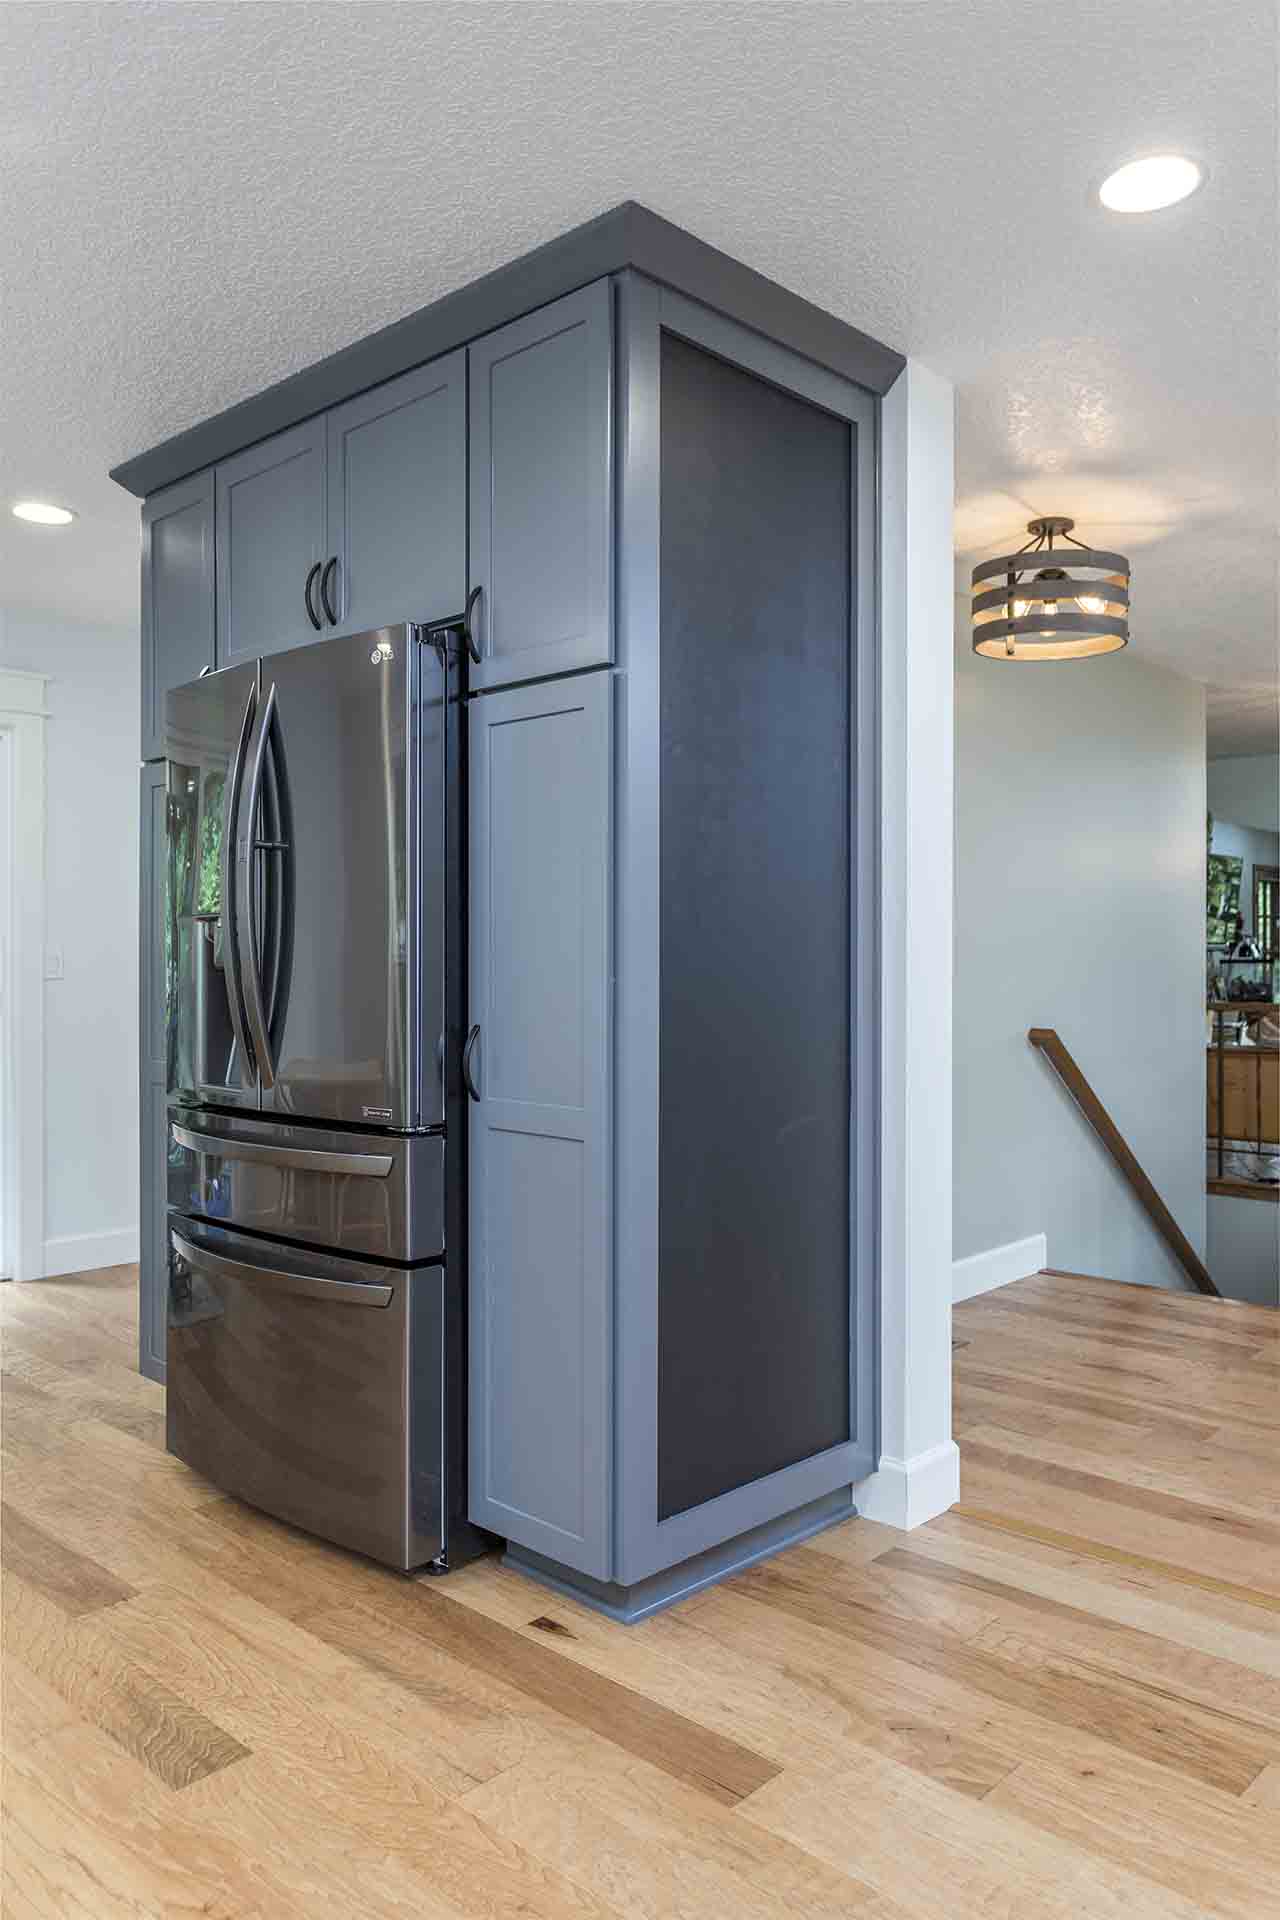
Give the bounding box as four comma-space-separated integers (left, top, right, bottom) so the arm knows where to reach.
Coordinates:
110, 202, 905, 499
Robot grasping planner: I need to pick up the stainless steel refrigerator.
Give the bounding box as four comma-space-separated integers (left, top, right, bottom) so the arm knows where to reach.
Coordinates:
161, 623, 480, 1572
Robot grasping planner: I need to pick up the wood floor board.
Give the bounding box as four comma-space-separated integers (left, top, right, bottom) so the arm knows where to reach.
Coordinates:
0, 1502, 136, 1616
950, 1361, 1226, 1440
954, 1384, 1280, 1513
984, 1755, 1280, 1919
0, 1649, 82, 1758
4, 1260, 1278, 1917
884, 1515, 1280, 1678
970, 1287, 1273, 1356
443, 1557, 1026, 1799
955, 1323, 1280, 1434
102, 1576, 532, 1800
872, 1545, 1280, 1728
460, 1751, 894, 1920
2, 1571, 250, 1792
959, 1443, 1280, 1597
740, 1745, 1222, 1920
1244, 1762, 1280, 1807
961, 1418, 1280, 1525
302, 1587, 781, 1805
671, 1580, 1250, 1817
729, 1552, 1278, 1795
952, 1503, 1280, 1617
3, 1720, 301, 1920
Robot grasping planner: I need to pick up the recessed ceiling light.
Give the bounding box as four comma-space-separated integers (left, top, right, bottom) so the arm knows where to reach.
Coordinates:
12, 499, 76, 526
1098, 154, 1203, 213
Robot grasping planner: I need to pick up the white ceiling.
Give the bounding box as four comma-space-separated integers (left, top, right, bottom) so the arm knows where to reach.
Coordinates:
1, 1, 1275, 711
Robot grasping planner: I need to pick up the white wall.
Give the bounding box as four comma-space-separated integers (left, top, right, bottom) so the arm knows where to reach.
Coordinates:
1206, 1195, 1279, 1307
1207, 755, 1279, 835
954, 638, 1206, 1292
855, 358, 959, 1530
0, 606, 140, 1273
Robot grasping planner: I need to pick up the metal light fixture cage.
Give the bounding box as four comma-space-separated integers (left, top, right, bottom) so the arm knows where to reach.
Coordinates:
971, 516, 1130, 661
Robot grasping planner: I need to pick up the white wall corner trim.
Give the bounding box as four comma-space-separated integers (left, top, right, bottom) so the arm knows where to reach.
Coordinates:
876, 356, 958, 1527
43, 1227, 141, 1279
0, 667, 49, 1282
953, 1233, 1047, 1303
855, 1440, 961, 1531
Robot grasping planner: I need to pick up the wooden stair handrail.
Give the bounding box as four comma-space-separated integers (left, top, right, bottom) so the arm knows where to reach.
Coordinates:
1028, 1028, 1219, 1298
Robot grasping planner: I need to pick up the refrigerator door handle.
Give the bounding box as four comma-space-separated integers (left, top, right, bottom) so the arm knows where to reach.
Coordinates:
461, 1024, 481, 1101
221, 682, 259, 1081
236, 681, 278, 1088
171, 1123, 393, 1178
171, 1229, 394, 1308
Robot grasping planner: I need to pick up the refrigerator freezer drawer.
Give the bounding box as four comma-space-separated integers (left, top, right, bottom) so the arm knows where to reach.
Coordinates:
167, 1217, 444, 1570
168, 1108, 444, 1263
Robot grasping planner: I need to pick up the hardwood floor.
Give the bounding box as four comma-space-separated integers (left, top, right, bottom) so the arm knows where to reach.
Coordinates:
2, 1265, 1277, 1918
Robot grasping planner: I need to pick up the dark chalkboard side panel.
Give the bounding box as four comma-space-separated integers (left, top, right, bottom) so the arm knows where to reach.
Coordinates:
657, 332, 852, 1522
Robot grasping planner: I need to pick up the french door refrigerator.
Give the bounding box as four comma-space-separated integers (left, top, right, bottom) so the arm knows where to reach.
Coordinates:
161, 623, 479, 1572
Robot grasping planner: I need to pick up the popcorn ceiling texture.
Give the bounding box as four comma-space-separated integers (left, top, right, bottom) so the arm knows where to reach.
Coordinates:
1, 0, 1275, 701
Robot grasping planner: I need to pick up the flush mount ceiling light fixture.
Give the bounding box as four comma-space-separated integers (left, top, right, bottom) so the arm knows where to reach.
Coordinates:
971, 517, 1130, 662
12, 499, 76, 526
1098, 154, 1203, 212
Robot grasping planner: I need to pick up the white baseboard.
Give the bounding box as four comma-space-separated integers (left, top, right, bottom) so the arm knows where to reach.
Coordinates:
953, 1232, 1046, 1303
40, 1226, 139, 1279
855, 1439, 961, 1531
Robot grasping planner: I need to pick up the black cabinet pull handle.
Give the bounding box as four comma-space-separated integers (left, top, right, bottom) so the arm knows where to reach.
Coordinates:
463, 584, 483, 664
320, 556, 339, 626
461, 1024, 481, 1102
304, 562, 322, 632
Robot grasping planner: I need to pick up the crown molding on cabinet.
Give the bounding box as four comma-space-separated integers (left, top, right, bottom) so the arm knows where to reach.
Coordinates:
109, 201, 905, 499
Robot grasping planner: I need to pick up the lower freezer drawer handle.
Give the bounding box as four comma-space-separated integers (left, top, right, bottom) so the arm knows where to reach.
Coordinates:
169, 1230, 394, 1308
171, 1124, 393, 1178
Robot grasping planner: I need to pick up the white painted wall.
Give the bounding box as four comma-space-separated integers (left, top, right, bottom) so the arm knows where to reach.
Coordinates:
1207, 755, 1279, 835
856, 358, 959, 1530
0, 606, 139, 1273
954, 638, 1206, 1293
1206, 1194, 1279, 1307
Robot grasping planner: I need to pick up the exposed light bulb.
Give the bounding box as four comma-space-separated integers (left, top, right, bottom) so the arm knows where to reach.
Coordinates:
1077, 594, 1107, 616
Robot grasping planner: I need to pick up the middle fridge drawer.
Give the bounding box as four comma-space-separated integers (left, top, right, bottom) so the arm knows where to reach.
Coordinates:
168, 1108, 444, 1263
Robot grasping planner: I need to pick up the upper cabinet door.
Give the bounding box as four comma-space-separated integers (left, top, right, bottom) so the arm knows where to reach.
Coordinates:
468, 281, 613, 690
215, 421, 325, 667
323, 355, 466, 637
140, 472, 215, 761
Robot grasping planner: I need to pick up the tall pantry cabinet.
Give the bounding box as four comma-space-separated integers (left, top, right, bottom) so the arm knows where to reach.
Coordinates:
465, 275, 879, 1614
128, 205, 891, 1617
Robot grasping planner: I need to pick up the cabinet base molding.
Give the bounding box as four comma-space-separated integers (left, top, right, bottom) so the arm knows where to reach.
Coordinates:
853, 1439, 960, 1531
503, 1486, 857, 1624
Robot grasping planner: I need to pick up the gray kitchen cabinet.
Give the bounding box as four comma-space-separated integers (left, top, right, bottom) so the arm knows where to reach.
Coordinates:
215, 419, 325, 665
467, 670, 613, 1578
139, 762, 168, 1382
140, 471, 215, 761
323, 354, 466, 636
121, 208, 897, 1619
468, 281, 612, 689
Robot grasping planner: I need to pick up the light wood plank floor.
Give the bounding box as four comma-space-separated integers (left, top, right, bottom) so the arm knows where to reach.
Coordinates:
2, 1265, 1277, 1918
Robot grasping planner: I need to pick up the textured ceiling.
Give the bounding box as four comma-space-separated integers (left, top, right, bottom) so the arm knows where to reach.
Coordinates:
1, 0, 1275, 700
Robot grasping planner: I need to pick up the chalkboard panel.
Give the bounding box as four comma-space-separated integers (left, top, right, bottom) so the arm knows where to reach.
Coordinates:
657, 332, 852, 1522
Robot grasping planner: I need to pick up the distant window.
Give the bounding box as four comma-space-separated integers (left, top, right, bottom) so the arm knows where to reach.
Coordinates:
1255, 865, 1279, 960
